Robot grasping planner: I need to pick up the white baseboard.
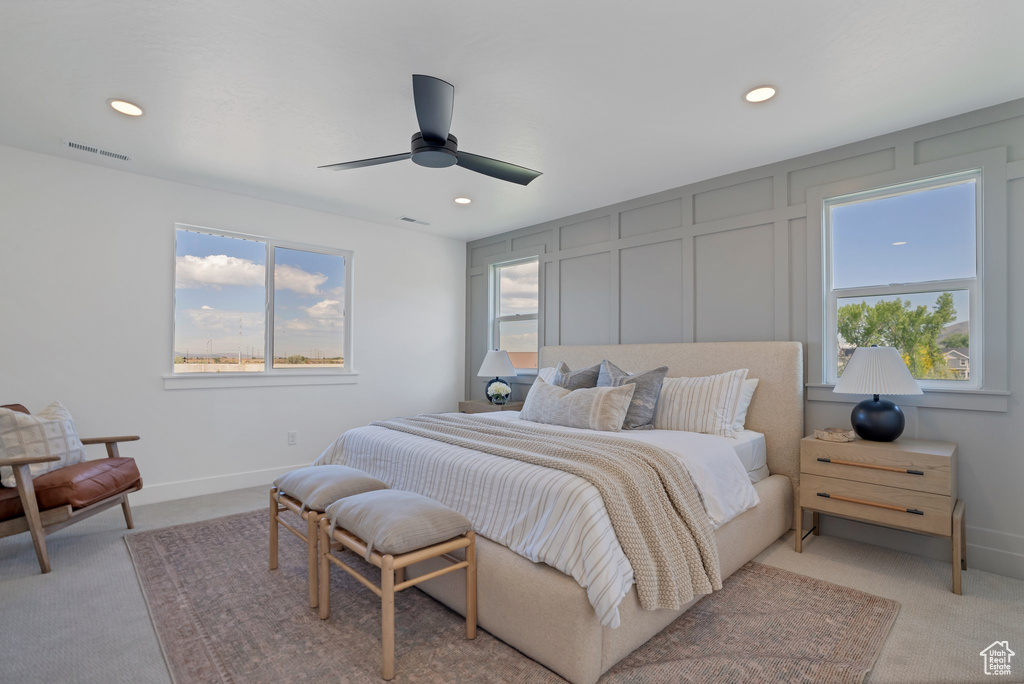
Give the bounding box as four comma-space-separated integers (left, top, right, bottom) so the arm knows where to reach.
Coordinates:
129, 464, 306, 506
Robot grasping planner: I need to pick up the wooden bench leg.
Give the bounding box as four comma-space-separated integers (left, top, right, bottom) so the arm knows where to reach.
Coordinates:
382, 555, 396, 681
466, 531, 477, 640
13, 464, 50, 574
307, 513, 319, 609
269, 488, 278, 571
121, 495, 135, 530
318, 519, 331, 620
794, 505, 804, 552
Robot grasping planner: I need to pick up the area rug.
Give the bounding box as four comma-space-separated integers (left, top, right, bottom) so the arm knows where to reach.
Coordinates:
126, 509, 899, 683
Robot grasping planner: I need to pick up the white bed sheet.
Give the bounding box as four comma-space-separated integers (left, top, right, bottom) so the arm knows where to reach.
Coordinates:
731, 429, 769, 483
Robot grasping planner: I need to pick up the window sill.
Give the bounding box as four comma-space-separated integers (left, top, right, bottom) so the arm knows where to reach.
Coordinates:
510, 369, 538, 385
806, 384, 1009, 413
164, 371, 360, 390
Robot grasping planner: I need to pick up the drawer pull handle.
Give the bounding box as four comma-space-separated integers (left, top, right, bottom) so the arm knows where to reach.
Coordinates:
816, 457, 924, 475
816, 492, 924, 515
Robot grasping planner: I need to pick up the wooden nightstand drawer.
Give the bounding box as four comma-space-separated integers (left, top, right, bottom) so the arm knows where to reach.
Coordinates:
800, 438, 954, 496
801, 473, 952, 536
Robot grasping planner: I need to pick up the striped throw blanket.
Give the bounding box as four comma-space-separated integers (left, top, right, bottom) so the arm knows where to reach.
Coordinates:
370, 414, 722, 613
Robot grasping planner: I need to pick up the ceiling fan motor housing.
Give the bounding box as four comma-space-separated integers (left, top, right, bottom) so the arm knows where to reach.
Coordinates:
411, 132, 458, 168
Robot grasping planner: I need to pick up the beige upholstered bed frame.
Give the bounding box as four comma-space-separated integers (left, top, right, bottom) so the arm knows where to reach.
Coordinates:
410, 341, 804, 684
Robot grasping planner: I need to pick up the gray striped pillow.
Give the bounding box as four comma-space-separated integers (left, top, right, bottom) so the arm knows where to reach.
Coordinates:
521, 378, 636, 432
653, 369, 749, 437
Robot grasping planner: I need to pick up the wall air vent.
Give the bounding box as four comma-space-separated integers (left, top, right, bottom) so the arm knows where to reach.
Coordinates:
62, 139, 131, 162
398, 216, 431, 226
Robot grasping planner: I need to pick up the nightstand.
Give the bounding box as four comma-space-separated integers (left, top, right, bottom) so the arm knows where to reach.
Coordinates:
458, 400, 525, 414
796, 435, 965, 595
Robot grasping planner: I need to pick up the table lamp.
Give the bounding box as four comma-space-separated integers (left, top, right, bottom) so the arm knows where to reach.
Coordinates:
833, 345, 923, 441
477, 350, 516, 403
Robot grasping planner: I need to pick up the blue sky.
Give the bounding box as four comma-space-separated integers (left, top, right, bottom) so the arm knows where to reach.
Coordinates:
174, 230, 345, 358
831, 180, 975, 325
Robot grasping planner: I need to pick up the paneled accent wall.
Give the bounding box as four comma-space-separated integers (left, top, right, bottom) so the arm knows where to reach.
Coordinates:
466, 97, 1024, 581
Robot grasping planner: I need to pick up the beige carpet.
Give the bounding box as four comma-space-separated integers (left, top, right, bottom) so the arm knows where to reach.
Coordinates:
127, 509, 899, 683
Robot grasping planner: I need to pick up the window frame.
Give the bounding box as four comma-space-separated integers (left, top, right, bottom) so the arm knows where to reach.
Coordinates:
167, 223, 355, 388
490, 256, 540, 373
823, 170, 982, 390
805, 147, 1010, 412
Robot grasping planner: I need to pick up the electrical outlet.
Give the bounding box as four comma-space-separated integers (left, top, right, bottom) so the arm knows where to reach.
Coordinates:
287, 431, 297, 446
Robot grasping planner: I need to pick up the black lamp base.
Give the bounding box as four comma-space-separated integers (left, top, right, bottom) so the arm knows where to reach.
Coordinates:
850, 395, 905, 442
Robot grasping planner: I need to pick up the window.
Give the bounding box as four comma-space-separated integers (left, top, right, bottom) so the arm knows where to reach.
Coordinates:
824, 171, 980, 388
173, 226, 351, 374
491, 258, 539, 370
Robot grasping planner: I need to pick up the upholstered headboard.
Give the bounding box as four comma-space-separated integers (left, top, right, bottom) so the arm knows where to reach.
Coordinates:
539, 342, 804, 491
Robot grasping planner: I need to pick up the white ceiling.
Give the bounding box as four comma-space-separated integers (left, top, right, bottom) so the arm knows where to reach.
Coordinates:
1, 1, 1023, 241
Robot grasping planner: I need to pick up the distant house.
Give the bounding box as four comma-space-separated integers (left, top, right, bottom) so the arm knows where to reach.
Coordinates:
943, 348, 970, 380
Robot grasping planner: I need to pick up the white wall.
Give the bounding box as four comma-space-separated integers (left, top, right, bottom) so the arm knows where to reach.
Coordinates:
466, 98, 1024, 581
0, 145, 466, 504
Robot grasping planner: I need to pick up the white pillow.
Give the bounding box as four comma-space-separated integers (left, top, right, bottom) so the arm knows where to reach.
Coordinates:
0, 401, 87, 487
732, 378, 760, 432
536, 367, 557, 384
520, 378, 635, 432
653, 369, 749, 437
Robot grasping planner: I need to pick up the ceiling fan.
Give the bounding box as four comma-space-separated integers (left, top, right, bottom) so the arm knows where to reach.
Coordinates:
319, 75, 542, 186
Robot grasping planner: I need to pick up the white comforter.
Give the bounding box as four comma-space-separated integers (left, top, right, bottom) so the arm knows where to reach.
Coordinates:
314, 411, 759, 627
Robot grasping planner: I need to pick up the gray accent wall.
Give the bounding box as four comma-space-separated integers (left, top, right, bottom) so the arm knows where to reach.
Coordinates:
466, 98, 1024, 582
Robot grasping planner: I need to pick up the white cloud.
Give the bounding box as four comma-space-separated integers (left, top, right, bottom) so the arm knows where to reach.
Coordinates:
499, 261, 539, 314
275, 264, 328, 295
175, 255, 264, 289
302, 299, 344, 319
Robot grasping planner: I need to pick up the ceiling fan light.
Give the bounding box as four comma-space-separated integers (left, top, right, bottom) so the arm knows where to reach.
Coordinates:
744, 86, 776, 103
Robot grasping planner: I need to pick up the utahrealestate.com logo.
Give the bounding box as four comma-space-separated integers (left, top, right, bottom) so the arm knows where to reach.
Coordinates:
980, 641, 1015, 676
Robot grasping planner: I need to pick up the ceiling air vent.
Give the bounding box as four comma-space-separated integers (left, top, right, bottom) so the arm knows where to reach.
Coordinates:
62, 139, 131, 162
398, 216, 431, 226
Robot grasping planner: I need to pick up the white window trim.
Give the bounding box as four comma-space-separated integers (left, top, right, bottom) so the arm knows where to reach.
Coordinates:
164, 223, 356, 390
489, 255, 541, 376
806, 147, 1009, 412
823, 170, 982, 390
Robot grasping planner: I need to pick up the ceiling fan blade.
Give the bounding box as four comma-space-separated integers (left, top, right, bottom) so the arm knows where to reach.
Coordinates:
456, 151, 542, 186
318, 152, 411, 170
412, 74, 454, 143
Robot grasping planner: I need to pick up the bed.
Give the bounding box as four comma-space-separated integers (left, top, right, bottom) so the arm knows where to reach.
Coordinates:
316, 341, 803, 683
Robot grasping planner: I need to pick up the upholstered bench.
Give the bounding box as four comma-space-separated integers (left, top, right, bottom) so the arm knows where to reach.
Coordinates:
269, 465, 387, 608
318, 489, 477, 680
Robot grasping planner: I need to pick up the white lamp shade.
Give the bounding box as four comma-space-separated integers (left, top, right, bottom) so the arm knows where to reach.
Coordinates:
833, 346, 923, 396
477, 350, 517, 378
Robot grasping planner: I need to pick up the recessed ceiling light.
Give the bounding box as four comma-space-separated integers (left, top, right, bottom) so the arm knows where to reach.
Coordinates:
744, 86, 776, 103
454, 197, 472, 205
109, 99, 144, 117
892, 241, 908, 246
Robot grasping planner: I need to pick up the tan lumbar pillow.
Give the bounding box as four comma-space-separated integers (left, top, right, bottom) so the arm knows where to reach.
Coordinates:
0, 401, 87, 487
520, 377, 636, 432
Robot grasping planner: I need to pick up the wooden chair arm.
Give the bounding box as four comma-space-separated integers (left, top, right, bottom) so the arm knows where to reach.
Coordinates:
81, 435, 140, 459
0, 454, 61, 468
80, 436, 140, 445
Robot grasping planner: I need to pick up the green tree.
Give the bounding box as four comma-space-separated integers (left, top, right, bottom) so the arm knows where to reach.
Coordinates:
837, 292, 957, 379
